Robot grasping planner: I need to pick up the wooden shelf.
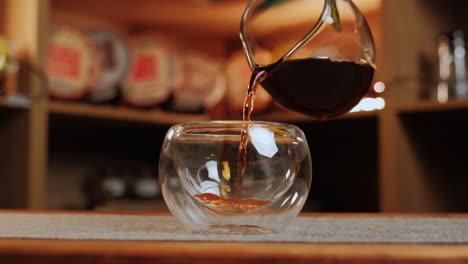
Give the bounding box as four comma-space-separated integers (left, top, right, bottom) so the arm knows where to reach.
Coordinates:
51, 0, 380, 37
396, 100, 468, 113
47, 100, 381, 125
48, 101, 210, 125
255, 109, 380, 122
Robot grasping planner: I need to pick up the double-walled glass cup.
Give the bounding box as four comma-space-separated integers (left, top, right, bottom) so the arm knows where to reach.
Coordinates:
159, 121, 311, 233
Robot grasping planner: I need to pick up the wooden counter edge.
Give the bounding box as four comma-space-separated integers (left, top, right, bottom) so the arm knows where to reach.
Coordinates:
0, 239, 467, 264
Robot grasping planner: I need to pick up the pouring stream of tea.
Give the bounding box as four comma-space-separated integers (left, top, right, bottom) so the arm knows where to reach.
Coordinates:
236, 64, 274, 198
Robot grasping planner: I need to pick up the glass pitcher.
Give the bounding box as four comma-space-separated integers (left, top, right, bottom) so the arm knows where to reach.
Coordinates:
240, 0, 376, 119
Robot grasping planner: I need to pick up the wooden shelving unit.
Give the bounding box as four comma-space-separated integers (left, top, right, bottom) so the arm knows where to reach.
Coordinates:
379, 0, 468, 212
1, 0, 467, 213
0, 0, 48, 209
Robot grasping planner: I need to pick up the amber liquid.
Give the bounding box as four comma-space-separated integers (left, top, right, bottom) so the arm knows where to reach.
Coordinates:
194, 193, 270, 214
235, 64, 274, 199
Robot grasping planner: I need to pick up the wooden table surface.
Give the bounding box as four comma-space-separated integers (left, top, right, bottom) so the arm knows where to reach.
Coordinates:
0, 211, 468, 264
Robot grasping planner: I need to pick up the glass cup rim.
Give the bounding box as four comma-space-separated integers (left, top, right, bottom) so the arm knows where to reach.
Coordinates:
170, 120, 302, 130
165, 120, 306, 142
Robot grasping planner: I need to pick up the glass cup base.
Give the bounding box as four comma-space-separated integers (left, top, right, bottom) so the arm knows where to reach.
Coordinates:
205, 224, 273, 235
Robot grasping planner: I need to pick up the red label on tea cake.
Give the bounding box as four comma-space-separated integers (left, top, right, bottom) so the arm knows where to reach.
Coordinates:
48, 45, 81, 79
122, 38, 175, 107
132, 54, 158, 82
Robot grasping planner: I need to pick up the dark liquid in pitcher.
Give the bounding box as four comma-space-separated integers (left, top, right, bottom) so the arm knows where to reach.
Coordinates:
261, 58, 375, 119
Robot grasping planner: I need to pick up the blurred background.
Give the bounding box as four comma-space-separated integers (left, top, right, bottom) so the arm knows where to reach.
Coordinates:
0, 0, 467, 213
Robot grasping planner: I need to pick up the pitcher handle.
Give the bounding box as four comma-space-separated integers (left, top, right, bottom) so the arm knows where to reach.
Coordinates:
240, 0, 332, 70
